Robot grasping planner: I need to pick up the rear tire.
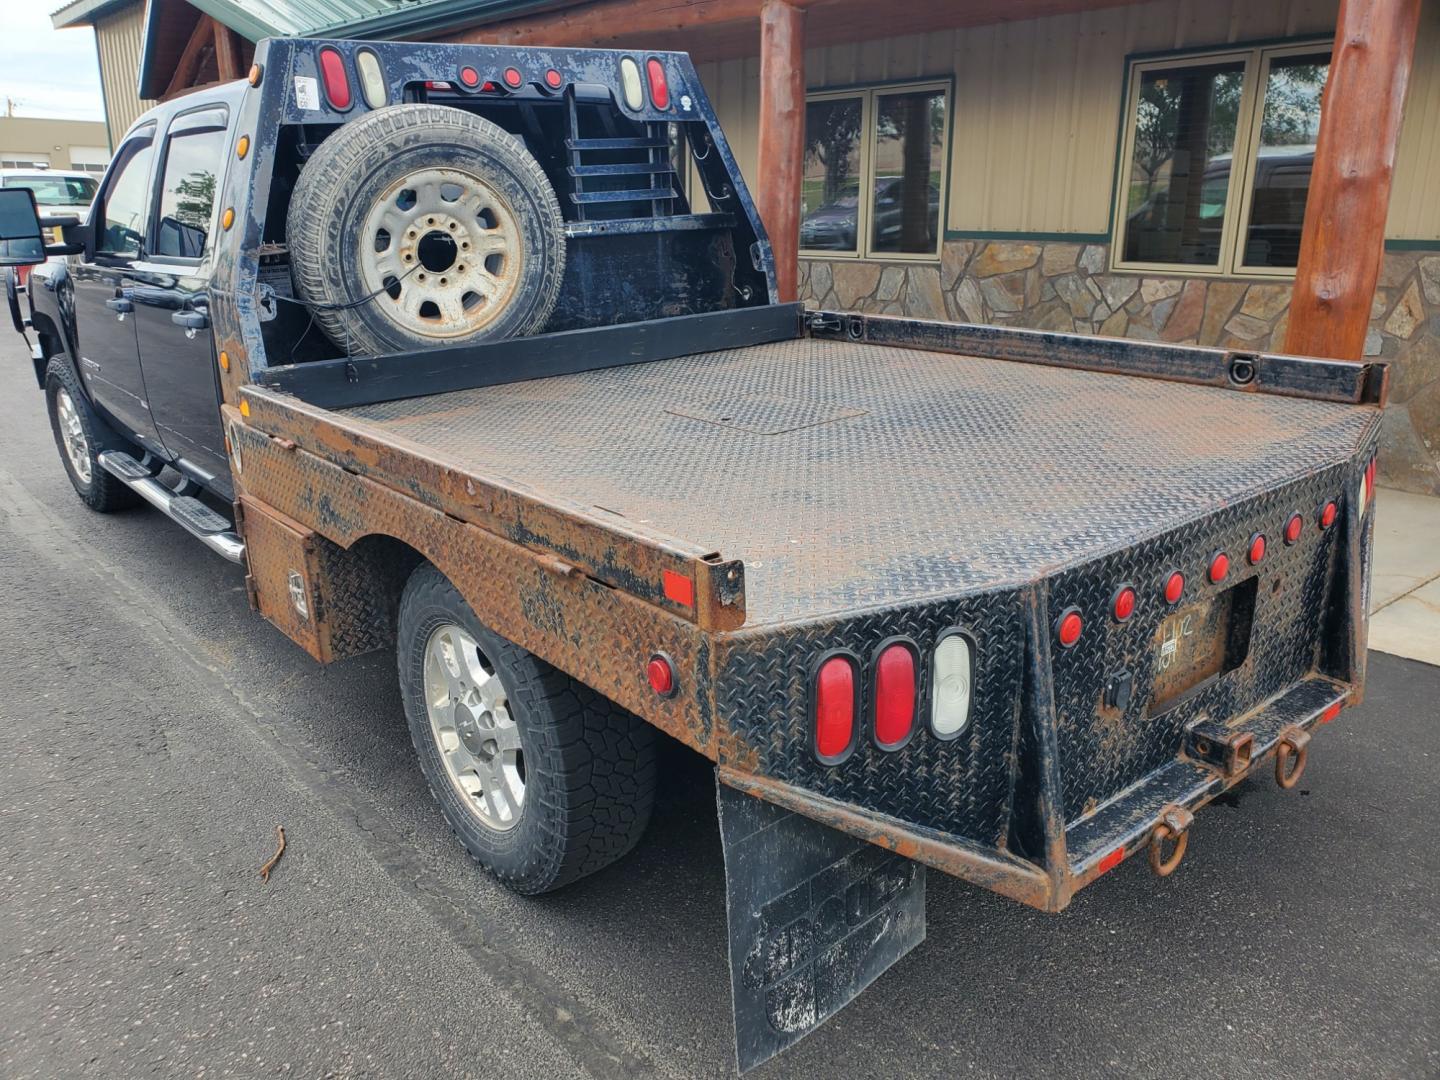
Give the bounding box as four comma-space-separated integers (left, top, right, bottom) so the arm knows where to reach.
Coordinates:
397, 563, 656, 894
44, 358, 139, 513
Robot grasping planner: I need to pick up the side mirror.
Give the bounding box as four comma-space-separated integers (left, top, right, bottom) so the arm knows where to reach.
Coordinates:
0, 188, 46, 267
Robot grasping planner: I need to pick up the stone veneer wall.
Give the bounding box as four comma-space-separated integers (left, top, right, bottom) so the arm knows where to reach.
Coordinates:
799, 241, 1440, 496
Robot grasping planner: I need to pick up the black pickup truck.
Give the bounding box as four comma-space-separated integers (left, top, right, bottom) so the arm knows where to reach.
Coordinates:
0, 37, 1383, 1072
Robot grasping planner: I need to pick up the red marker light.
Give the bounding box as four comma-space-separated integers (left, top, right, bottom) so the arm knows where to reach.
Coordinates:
318, 47, 351, 109
1164, 571, 1185, 605
1112, 585, 1136, 622
1248, 533, 1266, 565
1056, 609, 1083, 648
873, 643, 917, 749
1284, 513, 1303, 545
1320, 501, 1338, 529
815, 656, 857, 761
1209, 552, 1230, 584
1097, 847, 1126, 876
646, 655, 675, 696
545, 68, 563, 89
458, 65, 480, 88
645, 57, 670, 109
503, 66, 523, 88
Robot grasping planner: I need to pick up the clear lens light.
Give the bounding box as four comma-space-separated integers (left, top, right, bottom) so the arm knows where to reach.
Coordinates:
619, 57, 644, 111
931, 634, 973, 737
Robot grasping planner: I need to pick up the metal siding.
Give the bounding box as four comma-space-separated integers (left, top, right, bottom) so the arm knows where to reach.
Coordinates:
1388, 0, 1440, 242
95, 3, 154, 146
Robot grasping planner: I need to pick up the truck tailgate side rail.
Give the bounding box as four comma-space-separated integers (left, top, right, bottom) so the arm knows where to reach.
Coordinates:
810, 311, 1389, 407
235, 387, 748, 630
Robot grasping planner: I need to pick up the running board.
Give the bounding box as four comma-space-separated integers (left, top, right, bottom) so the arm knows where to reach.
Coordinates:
97, 451, 245, 563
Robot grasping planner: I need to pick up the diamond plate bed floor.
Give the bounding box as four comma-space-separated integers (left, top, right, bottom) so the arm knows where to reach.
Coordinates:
338, 337, 1379, 626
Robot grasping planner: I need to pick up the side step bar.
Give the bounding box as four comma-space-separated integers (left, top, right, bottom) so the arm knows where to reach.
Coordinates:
97, 451, 245, 564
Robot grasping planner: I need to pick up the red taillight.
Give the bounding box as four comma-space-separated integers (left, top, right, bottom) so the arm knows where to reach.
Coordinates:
873, 643, 917, 749
1056, 608, 1083, 648
645, 58, 670, 109
815, 656, 857, 762
1209, 551, 1230, 584
646, 654, 675, 696
545, 68, 563, 89
1112, 585, 1136, 622
1248, 533, 1266, 565
503, 66, 523, 89
458, 65, 480, 88
1320, 501, 1338, 529
318, 47, 351, 109
1164, 571, 1185, 605
1284, 513, 1303, 545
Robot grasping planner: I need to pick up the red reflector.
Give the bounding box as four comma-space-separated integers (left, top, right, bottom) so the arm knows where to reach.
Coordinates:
1097, 847, 1125, 876
318, 47, 351, 109
1284, 513, 1303, 545
1365, 459, 1376, 501
815, 656, 856, 761
646, 655, 675, 696
1164, 572, 1185, 605
1320, 701, 1343, 724
545, 68, 563, 89
503, 66, 523, 88
645, 57, 670, 109
1320, 501, 1338, 529
661, 569, 694, 608
1113, 586, 1136, 622
1056, 609, 1083, 648
874, 644, 917, 749
458, 65, 480, 87
1209, 552, 1230, 584
1248, 534, 1266, 565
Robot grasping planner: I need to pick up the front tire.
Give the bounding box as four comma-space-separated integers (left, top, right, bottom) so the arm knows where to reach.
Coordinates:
397, 563, 656, 894
44, 358, 139, 513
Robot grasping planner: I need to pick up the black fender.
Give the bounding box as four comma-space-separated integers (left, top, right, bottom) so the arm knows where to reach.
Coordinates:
25, 261, 82, 391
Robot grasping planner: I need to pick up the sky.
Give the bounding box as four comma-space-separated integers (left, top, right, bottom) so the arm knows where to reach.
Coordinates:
0, 1, 107, 122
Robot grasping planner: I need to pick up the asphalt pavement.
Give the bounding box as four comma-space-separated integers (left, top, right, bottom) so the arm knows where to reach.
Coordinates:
0, 334, 1435, 1079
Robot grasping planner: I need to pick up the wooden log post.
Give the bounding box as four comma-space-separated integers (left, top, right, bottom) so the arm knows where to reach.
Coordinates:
756, 0, 805, 303
1284, 0, 1422, 360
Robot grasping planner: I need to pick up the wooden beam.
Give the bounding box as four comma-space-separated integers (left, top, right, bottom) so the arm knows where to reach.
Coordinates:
164, 13, 216, 100
213, 22, 242, 82
756, 0, 804, 303
1285, 0, 1422, 360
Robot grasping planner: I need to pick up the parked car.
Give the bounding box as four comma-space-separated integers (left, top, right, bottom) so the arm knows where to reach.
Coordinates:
801, 174, 939, 251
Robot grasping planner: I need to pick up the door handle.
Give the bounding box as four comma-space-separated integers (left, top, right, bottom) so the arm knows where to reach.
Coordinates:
106, 297, 134, 314
171, 310, 209, 330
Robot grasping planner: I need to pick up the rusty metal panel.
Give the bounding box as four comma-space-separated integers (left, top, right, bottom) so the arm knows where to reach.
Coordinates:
241, 496, 329, 662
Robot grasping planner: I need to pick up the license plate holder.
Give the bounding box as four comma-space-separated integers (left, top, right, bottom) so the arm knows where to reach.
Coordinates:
1150, 578, 1256, 715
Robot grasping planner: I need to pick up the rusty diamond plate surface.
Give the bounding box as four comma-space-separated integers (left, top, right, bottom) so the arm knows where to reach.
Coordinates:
338, 338, 1379, 626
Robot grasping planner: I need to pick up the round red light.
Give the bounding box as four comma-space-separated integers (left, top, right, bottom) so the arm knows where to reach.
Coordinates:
1320, 501, 1338, 529
1209, 552, 1230, 584
1284, 513, 1303, 545
1057, 609, 1083, 648
1248, 533, 1266, 565
503, 66, 523, 88
1164, 571, 1185, 605
545, 68, 562, 88
646, 655, 674, 696
1113, 586, 1136, 622
458, 65, 480, 87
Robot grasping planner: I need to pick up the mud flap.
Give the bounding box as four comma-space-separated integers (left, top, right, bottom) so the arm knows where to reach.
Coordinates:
717, 777, 926, 1073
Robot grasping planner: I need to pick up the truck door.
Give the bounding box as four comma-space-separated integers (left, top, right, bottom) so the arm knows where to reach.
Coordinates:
68, 124, 160, 446
130, 105, 231, 495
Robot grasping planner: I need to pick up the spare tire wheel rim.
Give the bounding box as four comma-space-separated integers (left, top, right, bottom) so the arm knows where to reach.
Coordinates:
423, 622, 526, 831
360, 167, 523, 339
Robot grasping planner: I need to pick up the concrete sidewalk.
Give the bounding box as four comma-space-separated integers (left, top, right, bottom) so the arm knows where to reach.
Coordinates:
1370, 488, 1440, 667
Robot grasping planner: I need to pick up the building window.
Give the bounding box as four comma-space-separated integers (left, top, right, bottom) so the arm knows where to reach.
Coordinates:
1113, 43, 1330, 278
801, 81, 948, 260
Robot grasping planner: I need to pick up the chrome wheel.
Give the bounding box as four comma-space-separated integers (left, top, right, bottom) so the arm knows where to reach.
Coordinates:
55, 387, 91, 485
360, 166, 522, 339
423, 622, 525, 831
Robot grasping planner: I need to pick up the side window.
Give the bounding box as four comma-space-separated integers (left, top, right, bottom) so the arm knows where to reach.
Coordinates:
154, 123, 227, 260
96, 133, 155, 257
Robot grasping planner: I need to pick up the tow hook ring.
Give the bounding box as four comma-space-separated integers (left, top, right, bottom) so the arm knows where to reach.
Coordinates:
1275, 728, 1311, 790
1148, 807, 1194, 878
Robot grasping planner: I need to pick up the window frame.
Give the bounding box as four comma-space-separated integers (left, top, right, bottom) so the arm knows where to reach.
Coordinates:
1109, 39, 1332, 280
146, 104, 230, 267
89, 122, 158, 262
800, 78, 951, 264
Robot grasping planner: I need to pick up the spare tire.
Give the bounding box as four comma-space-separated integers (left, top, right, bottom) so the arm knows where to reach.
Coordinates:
287, 104, 565, 356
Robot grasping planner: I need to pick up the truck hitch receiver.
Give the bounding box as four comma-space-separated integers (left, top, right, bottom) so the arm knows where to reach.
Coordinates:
1274, 727, 1311, 790
1148, 806, 1195, 878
